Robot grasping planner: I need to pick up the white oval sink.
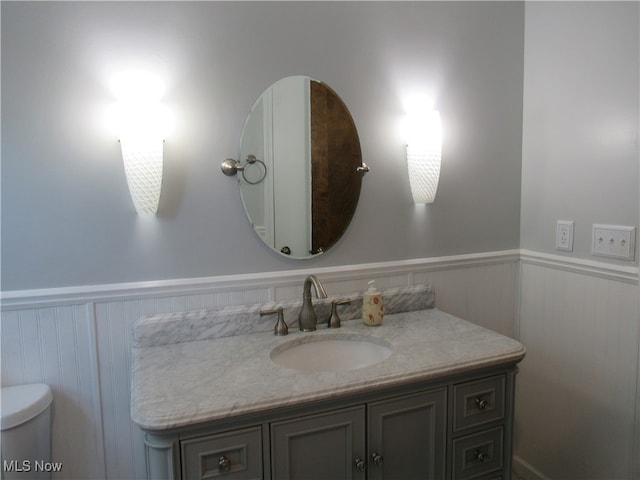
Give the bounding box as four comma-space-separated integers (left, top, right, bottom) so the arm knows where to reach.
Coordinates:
270, 334, 393, 372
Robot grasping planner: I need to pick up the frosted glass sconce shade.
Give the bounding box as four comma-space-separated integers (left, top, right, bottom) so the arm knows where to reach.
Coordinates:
120, 137, 163, 215
406, 110, 442, 204
108, 71, 172, 215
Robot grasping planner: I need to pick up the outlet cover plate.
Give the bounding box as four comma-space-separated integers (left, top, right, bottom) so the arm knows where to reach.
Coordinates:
556, 220, 574, 252
592, 224, 636, 260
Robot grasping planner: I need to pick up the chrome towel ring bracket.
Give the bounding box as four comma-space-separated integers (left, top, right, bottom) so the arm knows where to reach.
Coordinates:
222, 156, 368, 186
356, 163, 370, 175
221, 154, 267, 185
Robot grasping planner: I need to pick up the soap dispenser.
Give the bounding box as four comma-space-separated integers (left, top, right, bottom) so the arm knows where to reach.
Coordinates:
362, 280, 384, 326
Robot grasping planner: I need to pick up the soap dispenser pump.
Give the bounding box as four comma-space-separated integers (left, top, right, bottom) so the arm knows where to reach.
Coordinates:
362, 280, 384, 326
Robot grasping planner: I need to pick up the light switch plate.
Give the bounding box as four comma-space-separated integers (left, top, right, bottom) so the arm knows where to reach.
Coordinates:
592, 224, 636, 260
556, 220, 574, 251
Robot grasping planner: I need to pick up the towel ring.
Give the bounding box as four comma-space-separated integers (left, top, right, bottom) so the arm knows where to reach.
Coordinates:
221, 155, 267, 185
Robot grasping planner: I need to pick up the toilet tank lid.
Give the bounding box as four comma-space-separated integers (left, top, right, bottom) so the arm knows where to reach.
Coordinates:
1, 384, 53, 430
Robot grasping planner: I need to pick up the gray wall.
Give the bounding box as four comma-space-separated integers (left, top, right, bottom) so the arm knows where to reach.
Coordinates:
521, 1, 639, 265
1, 1, 524, 291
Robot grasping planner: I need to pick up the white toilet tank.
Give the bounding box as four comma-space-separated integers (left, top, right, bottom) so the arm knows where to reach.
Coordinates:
1, 384, 53, 479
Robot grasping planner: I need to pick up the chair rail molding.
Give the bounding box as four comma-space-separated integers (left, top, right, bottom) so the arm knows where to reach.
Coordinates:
520, 249, 639, 285
1, 250, 522, 310
3, 249, 637, 310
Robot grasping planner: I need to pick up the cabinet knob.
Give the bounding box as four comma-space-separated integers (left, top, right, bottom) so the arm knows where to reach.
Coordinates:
475, 397, 489, 410
474, 449, 489, 463
354, 458, 367, 472
371, 452, 384, 466
218, 455, 231, 471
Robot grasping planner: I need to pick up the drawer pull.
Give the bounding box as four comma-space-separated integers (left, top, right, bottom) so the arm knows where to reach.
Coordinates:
474, 449, 489, 463
218, 455, 231, 471
371, 452, 384, 467
475, 397, 489, 410
355, 458, 367, 472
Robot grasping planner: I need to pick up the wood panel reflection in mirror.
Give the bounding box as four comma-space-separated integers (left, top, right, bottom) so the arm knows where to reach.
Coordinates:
226, 76, 367, 259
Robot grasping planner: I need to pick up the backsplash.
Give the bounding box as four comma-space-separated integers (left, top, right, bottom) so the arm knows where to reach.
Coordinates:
133, 284, 435, 348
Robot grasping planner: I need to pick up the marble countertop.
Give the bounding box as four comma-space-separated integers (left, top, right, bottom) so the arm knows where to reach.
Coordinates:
131, 308, 525, 431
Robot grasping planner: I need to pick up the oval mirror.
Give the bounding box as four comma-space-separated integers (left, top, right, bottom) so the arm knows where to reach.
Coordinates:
237, 76, 365, 259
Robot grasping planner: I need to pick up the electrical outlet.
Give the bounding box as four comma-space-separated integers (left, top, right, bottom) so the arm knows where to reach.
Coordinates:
592, 224, 636, 260
556, 220, 574, 251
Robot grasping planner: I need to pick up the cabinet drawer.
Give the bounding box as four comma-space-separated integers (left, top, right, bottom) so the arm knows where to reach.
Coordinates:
181, 426, 262, 479
452, 427, 503, 479
453, 375, 505, 432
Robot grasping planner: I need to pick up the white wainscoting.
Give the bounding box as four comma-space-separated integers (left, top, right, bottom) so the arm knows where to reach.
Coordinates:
514, 251, 639, 480
0, 304, 106, 479
1, 251, 519, 480
3, 250, 638, 479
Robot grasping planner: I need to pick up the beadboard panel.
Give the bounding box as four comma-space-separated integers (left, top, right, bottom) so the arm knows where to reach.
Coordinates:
514, 261, 639, 479
417, 260, 519, 338
95, 301, 145, 480
0, 304, 105, 479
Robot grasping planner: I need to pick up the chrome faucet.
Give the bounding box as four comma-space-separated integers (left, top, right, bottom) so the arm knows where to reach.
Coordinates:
298, 275, 328, 331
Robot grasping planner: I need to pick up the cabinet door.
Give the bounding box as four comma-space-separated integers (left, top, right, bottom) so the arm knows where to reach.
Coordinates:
368, 388, 447, 480
271, 405, 366, 480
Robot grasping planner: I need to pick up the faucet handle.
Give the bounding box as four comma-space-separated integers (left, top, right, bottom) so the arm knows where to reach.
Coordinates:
327, 298, 351, 328
260, 307, 288, 336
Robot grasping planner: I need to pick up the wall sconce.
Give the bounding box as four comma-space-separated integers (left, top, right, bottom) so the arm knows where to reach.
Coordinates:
108, 72, 172, 215
404, 99, 442, 204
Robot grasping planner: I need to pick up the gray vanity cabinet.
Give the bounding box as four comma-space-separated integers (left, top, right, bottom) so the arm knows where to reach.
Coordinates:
142, 369, 518, 480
